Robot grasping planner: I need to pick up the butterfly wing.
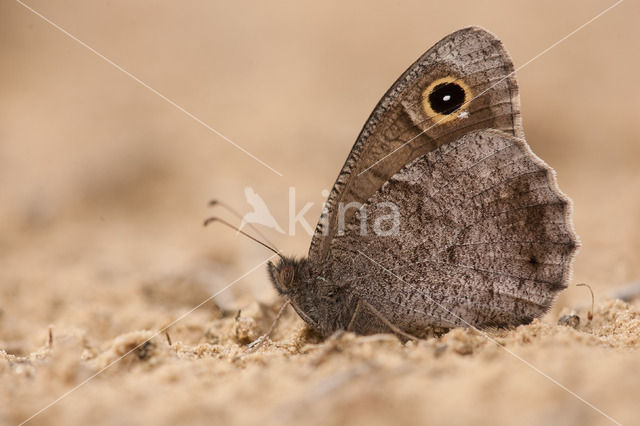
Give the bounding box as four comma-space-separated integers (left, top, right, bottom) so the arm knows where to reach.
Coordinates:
310, 27, 523, 261
326, 130, 578, 331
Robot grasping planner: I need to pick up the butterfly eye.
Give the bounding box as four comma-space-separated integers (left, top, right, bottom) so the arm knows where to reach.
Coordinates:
279, 265, 295, 287
422, 77, 472, 122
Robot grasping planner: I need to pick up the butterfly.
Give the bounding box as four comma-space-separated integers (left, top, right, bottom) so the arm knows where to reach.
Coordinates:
266, 27, 579, 338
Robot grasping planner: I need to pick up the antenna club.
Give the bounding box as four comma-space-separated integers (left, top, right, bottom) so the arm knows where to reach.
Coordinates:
203, 217, 219, 227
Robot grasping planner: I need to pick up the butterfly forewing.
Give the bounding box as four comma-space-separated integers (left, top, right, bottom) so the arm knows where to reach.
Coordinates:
310, 27, 523, 261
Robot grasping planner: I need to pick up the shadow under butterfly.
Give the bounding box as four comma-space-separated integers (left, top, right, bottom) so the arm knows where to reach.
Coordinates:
213, 27, 579, 340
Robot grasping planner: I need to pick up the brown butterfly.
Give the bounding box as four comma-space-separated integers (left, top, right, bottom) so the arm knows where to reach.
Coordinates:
262, 27, 579, 338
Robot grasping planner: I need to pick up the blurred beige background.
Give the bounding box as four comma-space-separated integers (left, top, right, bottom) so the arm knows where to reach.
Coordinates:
2, 0, 639, 283
1, 1, 639, 425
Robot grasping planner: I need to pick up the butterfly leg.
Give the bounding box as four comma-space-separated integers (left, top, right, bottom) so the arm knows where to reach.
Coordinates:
349, 299, 418, 341
247, 300, 291, 351
346, 300, 364, 332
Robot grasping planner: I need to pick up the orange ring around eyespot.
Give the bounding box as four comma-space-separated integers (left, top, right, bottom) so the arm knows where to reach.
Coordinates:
421, 77, 473, 124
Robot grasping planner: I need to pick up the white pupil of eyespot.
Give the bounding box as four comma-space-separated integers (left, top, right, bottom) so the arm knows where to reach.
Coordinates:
443, 95, 451, 102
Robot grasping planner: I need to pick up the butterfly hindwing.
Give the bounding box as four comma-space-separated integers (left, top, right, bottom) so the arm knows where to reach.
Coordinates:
325, 130, 577, 331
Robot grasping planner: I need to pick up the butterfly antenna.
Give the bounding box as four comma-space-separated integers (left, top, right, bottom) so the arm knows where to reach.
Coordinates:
203, 216, 284, 260
208, 199, 278, 250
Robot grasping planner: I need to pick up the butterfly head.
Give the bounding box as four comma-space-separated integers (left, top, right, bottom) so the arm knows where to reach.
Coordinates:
267, 257, 309, 296
267, 256, 341, 335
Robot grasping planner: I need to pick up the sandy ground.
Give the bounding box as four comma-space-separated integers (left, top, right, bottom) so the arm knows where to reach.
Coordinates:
1, 1, 639, 425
